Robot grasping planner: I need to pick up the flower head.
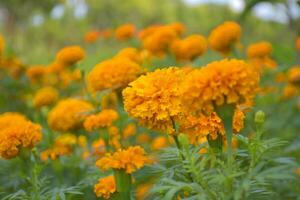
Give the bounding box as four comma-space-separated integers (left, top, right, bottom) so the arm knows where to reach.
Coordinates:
247, 41, 276, 69
287, 66, 300, 85
123, 67, 185, 134
84, 30, 100, 43
84, 109, 119, 132
208, 21, 241, 55
96, 146, 152, 173
122, 123, 136, 139
0, 112, 42, 159
33, 86, 59, 108
115, 24, 136, 40
26, 65, 47, 83
115, 47, 142, 64
171, 34, 207, 61
47, 98, 94, 132
56, 46, 85, 65
232, 106, 246, 133
94, 175, 116, 199
168, 22, 186, 36
87, 58, 142, 92
151, 136, 169, 150
0, 34, 5, 56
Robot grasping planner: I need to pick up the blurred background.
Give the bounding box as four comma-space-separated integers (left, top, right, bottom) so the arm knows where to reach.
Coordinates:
0, 0, 299, 65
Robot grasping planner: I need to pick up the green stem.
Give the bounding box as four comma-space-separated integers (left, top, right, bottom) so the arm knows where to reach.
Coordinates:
100, 128, 110, 152
114, 170, 131, 200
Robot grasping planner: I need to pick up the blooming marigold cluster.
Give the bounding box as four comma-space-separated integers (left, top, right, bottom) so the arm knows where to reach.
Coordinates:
171, 34, 207, 61
94, 175, 116, 199
232, 106, 246, 133
247, 41, 277, 69
47, 98, 94, 132
33, 86, 59, 108
84, 109, 119, 132
181, 59, 260, 113
96, 146, 152, 174
26, 65, 47, 83
123, 67, 186, 134
115, 24, 136, 40
56, 46, 85, 65
114, 47, 142, 64
87, 58, 142, 92
208, 21, 241, 55
141, 26, 178, 56
0, 112, 42, 159
84, 30, 100, 43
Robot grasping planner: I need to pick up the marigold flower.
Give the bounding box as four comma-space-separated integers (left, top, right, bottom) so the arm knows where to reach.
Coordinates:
114, 47, 142, 64
123, 67, 186, 134
122, 123, 136, 139
46, 61, 65, 74
26, 65, 47, 83
136, 133, 151, 144
40, 145, 71, 161
142, 26, 178, 56
96, 146, 152, 173
171, 34, 207, 61
84, 30, 100, 43
0, 112, 42, 159
0, 57, 25, 78
87, 58, 142, 92
296, 37, 300, 51
136, 183, 152, 200
139, 25, 162, 40
0, 34, 5, 56
56, 45, 85, 65
94, 175, 116, 199
92, 139, 106, 157
181, 59, 260, 113
84, 109, 119, 132
232, 106, 245, 133
115, 24, 136, 40
33, 86, 59, 108
151, 136, 168, 150
208, 21, 241, 55
78, 135, 87, 148
168, 22, 186, 36
47, 98, 94, 132
54, 133, 77, 147
282, 84, 299, 99
287, 66, 300, 85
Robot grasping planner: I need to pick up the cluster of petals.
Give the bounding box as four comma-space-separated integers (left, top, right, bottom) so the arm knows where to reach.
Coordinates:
84, 109, 119, 132
33, 86, 59, 108
94, 175, 116, 199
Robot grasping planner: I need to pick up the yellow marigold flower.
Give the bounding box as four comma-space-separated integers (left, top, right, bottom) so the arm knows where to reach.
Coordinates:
136, 133, 151, 144
96, 146, 152, 174
142, 26, 178, 56
40, 145, 71, 161
94, 175, 116, 199
168, 22, 186, 36
84, 30, 100, 43
115, 24, 136, 40
0, 34, 5, 56
26, 65, 47, 83
247, 41, 277, 69
282, 84, 299, 99
171, 34, 207, 61
56, 45, 85, 65
151, 136, 168, 150
48, 98, 94, 132
208, 21, 241, 55
287, 66, 300, 85
296, 37, 300, 51
136, 183, 152, 200
0, 113, 42, 159
101, 92, 118, 109
78, 135, 87, 148
114, 47, 142, 64
84, 109, 118, 132
122, 123, 136, 139
33, 86, 59, 109
92, 139, 106, 158
232, 106, 245, 133
54, 133, 77, 147
88, 58, 142, 92
180, 112, 224, 143
181, 59, 260, 113
123, 67, 185, 134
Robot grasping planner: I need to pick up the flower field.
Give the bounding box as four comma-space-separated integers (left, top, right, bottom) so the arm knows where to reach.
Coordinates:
1, 1, 300, 200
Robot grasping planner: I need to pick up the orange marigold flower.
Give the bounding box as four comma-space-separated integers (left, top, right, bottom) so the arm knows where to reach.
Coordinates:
296, 37, 300, 51
136, 133, 151, 144
208, 21, 241, 55
96, 146, 152, 173
56, 45, 85, 65
123, 67, 186, 134
181, 59, 260, 113
168, 22, 186, 36
87, 57, 142, 92
94, 175, 116, 199
40, 145, 71, 161
0, 112, 42, 159
151, 136, 169, 150
92, 139, 106, 158
26, 65, 47, 83
142, 26, 178, 56
84, 109, 119, 132
287, 66, 300, 85
84, 30, 100, 43
33, 86, 59, 108
115, 24, 136, 40
47, 98, 94, 132
171, 34, 207, 61
232, 106, 246, 133
139, 25, 162, 40
115, 47, 142, 64
0, 34, 5, 56
122, 123, 136, 139
46, 61, 65, 74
